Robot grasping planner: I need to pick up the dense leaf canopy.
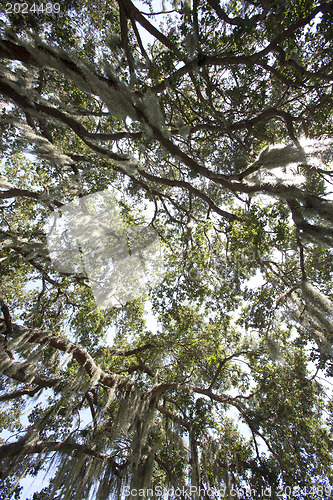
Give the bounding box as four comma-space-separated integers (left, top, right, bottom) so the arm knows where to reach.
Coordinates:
0, 0, 333, 498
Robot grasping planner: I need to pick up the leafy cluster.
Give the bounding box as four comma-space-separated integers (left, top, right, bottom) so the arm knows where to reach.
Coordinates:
0, 0, 333, 498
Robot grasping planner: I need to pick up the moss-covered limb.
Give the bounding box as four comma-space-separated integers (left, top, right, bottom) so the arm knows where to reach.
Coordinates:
0, 319, 132, 392
1, 319, 262, 436
0, 358, 58, 388
0, 188, 63, 209
0, 386, 41, 402
0, 439, 112, 462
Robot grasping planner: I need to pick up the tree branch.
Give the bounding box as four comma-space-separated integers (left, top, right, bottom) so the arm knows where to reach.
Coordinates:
0, 187, 62, 208
0, 320, 134, 393
0, 386, 42, 402
0, 300, 14, 360
0, 357, 59, 388
0, 439, 111, 461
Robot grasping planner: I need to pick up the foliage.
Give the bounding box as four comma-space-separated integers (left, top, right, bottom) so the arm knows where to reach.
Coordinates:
0, 475, 22, 500
0, 0, 333, 498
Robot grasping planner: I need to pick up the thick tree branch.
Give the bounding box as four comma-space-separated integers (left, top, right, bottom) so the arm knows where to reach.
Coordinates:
0, 358, 59, 388
119, 1, 136, 75
119, 0, 182, 56
0, 386, 42, 402
0, 300, 14, 359
107, 343, 155, 357
0, 319, 134, 393
0, 187, 62, 208
0, 40, 118, 90
137, 169, 241, 221
0, 439, 111, 461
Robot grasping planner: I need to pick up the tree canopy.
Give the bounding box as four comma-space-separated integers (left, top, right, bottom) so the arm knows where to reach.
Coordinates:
0, 0, 333, 498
